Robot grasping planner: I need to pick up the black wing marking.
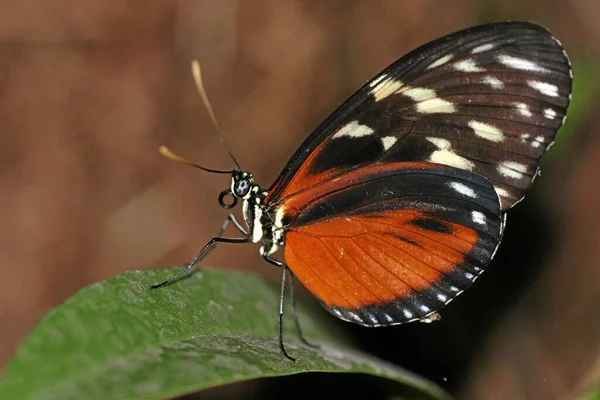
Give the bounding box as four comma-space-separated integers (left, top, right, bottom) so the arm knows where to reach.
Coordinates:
266, 21, 572, 211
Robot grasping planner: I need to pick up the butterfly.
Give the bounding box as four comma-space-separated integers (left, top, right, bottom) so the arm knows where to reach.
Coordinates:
152, 21, 572, 361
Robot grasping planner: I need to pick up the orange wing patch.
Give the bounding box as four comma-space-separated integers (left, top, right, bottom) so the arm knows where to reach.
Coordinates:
284, 210, 480, 321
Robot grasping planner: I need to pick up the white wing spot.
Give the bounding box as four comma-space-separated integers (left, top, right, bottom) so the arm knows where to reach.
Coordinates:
515, 102, 533, 117
403, 309, 413, 319
465, 272, 475, 280
332, 120, 374, 139
381, 136, 398, 151
402, 87, 436, 101
367, 314, 379, 324
401, 86, 457, 114
482, 75, 505, 89
497, 54, 550, 73
544, 108, 557, 119
450, 286, 460, 292
417, 98, 457, 114
527, 81, 559, 97
468, 120, 505, 142
430, 150, 475, 170
419, 304, 431, 313
436, 293, 448, 302
427, 137, 451, 148
371, 78, 404, 102
346, 311, 363, 323
520, 133, 530, 143
426, 137, 475, 171
472, 210, 486, 225
495, 186, 510, 198
454, 58, 485, 72
427, 53, 453, 70
449, 181, 477, 198
532, 135, 545, 148
383, 313, 394, 323
498, 161, 528, 179
472, 43, 495, 54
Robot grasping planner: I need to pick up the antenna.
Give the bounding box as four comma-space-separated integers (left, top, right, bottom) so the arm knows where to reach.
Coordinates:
159, 145, 233, 174
191, 60, 242, 171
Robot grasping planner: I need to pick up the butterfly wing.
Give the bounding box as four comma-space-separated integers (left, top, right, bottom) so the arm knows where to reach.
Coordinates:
280, 162, 504, 325
265, 21, 572, 211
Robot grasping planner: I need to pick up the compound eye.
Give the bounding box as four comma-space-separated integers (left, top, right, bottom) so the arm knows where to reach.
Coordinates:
234, 179, 251, 197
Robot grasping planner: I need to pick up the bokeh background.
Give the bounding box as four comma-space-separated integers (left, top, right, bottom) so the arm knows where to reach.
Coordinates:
1, 1, 599, 399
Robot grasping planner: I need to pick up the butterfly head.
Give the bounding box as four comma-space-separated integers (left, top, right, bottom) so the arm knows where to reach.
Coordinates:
218, 171, 257, 209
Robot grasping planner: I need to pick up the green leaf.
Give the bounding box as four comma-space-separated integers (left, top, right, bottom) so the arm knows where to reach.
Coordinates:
544, 56, 600, 158
580, 390, 600, 400
0, 268, 450, 400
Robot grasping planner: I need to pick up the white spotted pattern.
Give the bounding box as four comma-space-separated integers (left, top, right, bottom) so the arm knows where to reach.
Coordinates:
471, 43, 494, 53
401, 86, 457, 114
416, 98, 457, 114
515, 102, 533, 117
346, 311, 362, 323
497, 54, 550, 73
381, 136, 398, 151
403, 309, 413, 319
527, 80, 559, 97
371, 78, 404, 102
367, 314, 378, 324
471, 210, 486, 225
495, 187, 510, 198
426, 53, 453, 69
332, 120, 374, 139
532, 135, 545, 148
482, 75, 505, 89
402, 87, 436, 101
426, 137, 475, 170
544, 108, 557, 119
498, 161, 528, 179
454, 58, 485, 72
448, 181, 477, 198
468, 120, 505, 142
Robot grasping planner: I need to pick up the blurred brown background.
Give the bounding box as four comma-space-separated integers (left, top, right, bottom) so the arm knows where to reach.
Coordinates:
0, 1, 599, 399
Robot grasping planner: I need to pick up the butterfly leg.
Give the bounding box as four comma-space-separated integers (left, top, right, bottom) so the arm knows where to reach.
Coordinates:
289, 272, 320, 349
264, 255, 318, 361
262, 255, 295, 361
150, 214, 248, 289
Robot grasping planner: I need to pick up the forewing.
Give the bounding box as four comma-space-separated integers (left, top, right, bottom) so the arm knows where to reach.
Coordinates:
266, 21, 572, 211
281, 162, 504, 326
